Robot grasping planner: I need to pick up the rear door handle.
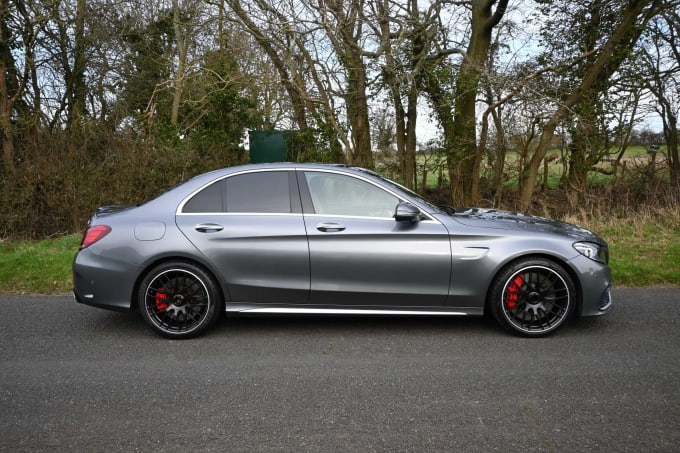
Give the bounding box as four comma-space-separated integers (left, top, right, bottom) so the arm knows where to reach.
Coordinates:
195, 223, 224, 233
316, 222, 346, 232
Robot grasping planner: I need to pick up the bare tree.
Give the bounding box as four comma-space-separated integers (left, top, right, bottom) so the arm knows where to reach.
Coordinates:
641, 9, 680, 185
367, 0, 460, 187
422, 0, 509, 205
518, 0, 664, 211
0, 0, 45, 173
223, 0, 312, 140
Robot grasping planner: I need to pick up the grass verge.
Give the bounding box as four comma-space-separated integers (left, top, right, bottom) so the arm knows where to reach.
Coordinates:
0, 214, 678, 294
0, 234, 80, 294
570, 211, 680, 287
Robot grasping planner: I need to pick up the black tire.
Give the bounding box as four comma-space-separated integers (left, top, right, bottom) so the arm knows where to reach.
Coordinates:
488, 258, 575, 337
138, 261, 222, 339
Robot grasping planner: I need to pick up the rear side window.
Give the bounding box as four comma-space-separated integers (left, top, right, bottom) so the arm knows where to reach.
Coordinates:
226, 171, 291, 213
182, 171, 293, 214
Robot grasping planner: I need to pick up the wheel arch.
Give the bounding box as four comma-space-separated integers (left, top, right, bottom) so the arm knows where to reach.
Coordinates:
130, 256, 227, 311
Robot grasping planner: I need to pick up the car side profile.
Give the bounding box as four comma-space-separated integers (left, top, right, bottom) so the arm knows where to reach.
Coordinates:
73, 163, 612, 338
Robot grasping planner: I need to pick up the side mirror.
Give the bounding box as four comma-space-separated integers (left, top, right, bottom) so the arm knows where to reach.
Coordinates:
394, 202, 421, 222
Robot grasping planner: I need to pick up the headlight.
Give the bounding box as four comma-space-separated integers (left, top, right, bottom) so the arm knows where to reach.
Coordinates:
573, 242, 608, 264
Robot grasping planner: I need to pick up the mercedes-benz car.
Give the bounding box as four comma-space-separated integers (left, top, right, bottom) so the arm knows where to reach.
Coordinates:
73, 163, 612, 338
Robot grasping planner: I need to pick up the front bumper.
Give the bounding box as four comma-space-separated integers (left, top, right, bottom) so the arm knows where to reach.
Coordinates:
570, 254, 613, 317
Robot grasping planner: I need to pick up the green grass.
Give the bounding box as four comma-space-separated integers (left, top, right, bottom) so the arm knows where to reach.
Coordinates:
0, 234, 80, 294
0, 215, 678, 294
596, 218, 680, 287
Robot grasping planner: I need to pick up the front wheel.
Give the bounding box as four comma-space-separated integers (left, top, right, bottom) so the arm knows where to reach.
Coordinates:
488, 258, 576, 337
138, 261, 222, 339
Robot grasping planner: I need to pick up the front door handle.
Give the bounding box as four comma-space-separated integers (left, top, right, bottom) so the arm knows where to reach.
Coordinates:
195, 223, 224, 233
316, 222, 346, 232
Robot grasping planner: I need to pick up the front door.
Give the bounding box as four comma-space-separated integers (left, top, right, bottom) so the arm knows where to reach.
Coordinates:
299, 170, 451, 307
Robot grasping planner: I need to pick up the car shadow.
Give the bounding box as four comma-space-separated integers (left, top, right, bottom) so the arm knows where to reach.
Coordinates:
80, 309, 151, 338
77, 308, 610, 340
214, 312, 499, 336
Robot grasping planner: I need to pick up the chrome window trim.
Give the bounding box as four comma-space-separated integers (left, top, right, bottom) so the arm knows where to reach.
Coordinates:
176, 167, 297, 215
176, 166, 439, 223
302, 213, 438, 223
177, 212, 304, 217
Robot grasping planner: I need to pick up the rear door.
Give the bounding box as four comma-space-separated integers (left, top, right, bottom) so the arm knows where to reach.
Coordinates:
299, 170, 451, 307
176, 169, 310, 303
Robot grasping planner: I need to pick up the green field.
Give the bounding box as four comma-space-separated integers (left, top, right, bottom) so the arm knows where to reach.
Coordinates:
412, 145, 666, 191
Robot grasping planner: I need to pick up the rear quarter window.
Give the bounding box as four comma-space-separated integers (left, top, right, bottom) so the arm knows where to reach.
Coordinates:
182, 180, 223, 213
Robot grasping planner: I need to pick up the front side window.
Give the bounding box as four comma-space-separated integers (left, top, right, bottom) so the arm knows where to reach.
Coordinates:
304, 172, 398, 218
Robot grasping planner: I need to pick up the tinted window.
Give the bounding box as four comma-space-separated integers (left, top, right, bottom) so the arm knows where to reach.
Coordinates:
226, 171, 291, 213
182, 180, 223, 213
304, 172, 398, 218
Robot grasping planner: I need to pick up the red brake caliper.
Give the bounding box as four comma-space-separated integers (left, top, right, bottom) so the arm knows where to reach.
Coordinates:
155, 291, 168, 311
505, 275, 524, 309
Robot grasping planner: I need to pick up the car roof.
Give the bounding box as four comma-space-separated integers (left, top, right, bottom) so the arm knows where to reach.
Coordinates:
153, 163, 380, 204
198, 162, 376, 180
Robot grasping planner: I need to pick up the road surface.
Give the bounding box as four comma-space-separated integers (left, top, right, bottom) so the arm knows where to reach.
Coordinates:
1, 288, 678, 451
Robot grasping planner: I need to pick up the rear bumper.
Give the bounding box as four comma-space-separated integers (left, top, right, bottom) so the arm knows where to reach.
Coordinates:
73, 249, 139, 311
73, 290, 131, 312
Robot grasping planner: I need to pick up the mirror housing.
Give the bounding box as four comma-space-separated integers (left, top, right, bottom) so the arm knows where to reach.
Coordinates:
394, 202, 421, 222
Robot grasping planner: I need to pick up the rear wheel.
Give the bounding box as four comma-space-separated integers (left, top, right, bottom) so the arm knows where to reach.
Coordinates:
138, 261, 222, 339
489, 258, 575, 337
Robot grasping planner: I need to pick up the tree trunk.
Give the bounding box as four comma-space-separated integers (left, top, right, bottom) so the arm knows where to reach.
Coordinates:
378, 0, 408, 184
345, 57, 373, 168
0, 0, 14, 174
171, 0, 187, 126
404, 87, 418, 187
663, 112, 679, 186
374, 0, 446, 187
68, 0, 87, 130
329, 0, 373, 168
447, 0, 508, 206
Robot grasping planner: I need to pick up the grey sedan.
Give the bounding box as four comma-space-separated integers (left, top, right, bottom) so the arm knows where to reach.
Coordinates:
73, 163, 612, 338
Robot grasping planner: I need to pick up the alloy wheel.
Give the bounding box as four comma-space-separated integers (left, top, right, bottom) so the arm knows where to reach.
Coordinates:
500, 265, 572, 335
143, 268, 213, 336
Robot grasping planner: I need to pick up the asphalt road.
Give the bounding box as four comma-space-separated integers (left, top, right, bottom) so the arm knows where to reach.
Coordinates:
1, 288, 679, 452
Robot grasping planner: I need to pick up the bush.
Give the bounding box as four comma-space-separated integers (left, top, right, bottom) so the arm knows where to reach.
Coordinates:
0, 123, 245, 239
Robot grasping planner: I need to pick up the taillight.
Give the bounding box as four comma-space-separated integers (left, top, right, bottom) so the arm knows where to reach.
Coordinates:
80, 225, 112, 250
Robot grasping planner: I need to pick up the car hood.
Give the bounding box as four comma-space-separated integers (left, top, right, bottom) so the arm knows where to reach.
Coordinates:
445, 207, 605, 244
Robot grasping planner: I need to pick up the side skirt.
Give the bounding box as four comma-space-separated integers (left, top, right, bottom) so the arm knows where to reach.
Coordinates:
224, 304, 482, 317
